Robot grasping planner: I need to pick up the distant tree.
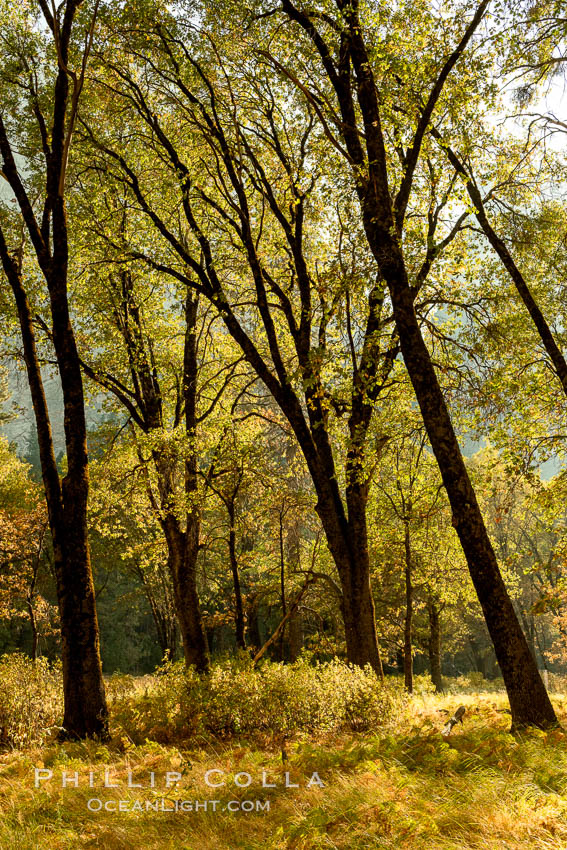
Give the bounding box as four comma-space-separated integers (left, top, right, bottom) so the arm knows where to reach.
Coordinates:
0, 437, 56, 659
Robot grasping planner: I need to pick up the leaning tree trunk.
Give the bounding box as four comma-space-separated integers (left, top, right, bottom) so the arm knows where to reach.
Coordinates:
403, 521, 414, 693
321, 2, 558, 725
278, 0, 556, 728
427, 596, 443, 693
364, 233, 556, 725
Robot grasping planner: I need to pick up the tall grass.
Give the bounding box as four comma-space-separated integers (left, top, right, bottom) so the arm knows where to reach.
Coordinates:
1, 657, 567, 848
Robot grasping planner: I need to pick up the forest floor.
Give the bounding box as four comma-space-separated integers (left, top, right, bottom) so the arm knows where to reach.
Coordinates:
2, 689, 567, 849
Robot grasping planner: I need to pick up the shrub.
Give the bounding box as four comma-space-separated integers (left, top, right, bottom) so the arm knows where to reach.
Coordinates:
110, 661, 201, 745
0, 653, 63, 748
105, 671, 138, 702
111, 657, 403, 744
411, 674, 437, 695
443, 672, 506, 694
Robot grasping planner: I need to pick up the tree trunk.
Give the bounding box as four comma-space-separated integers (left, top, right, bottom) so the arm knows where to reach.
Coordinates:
427, 596, 443, 693
164, 518, 209, 672
58, 543, 108, 738
27, 597, 38, 661
175, 565, 209, 671
303, 490, 382, 675
178, 293, 209, 672
278, 508, 287, 661
26, 528, 45, 662
228, 500, 246, 650
383, 250, 556, 726
0, 245, 108, 739
247, 593, 262, 651
286, 521, 303, 661
288, 610, 303, 662
403, 521, 413, 693
316, 480, 384, 677
340, 563, 383, 674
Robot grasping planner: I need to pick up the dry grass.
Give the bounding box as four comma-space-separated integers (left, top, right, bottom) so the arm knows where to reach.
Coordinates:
1, 690, 567, 849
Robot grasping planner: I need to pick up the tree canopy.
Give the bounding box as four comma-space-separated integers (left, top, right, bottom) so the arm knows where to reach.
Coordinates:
2, 0, 567, 733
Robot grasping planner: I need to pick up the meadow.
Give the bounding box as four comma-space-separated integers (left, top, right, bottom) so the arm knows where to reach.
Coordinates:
1, 657, 567, 849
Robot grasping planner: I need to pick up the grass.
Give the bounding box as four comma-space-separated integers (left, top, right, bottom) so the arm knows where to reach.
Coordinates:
2, 690, 567, 848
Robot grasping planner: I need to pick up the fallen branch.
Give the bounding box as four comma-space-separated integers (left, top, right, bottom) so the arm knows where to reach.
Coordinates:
252, 572, 319, 666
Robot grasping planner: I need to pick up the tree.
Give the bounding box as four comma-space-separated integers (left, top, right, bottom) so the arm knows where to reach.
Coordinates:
79, 266, 213, 671
0, 437, 54, 659
80, 0, 429, 675
0, 0, 107, 737
374, 431, 443, 692
88, 439, 180, 663
274, 0, 557, 727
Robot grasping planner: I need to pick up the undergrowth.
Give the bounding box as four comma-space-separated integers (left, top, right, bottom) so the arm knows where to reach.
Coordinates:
0, 691, 566, 849
2, 657, 567, 848
110, 656, 403, 744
